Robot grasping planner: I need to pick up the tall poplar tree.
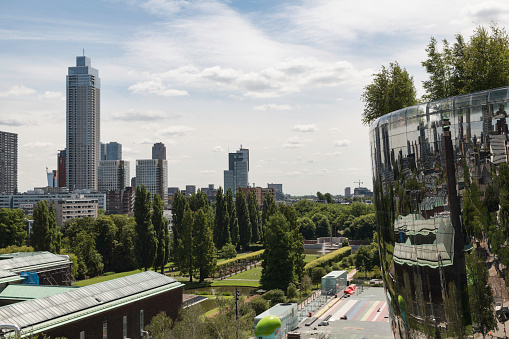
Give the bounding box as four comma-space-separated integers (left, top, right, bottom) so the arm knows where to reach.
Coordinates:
225, 188, 239, 247
189, 190, 208, 211
262, 192, 278, 229
193, 209, 217, 282
247, 190, 261, 243
213, 187, 230, 249
152, 194, 169, 273
171, 189, 188, 264
236, 188, 251, 250
179, 209, 195, 282
31, 201, 59, 252
134, 185, 157, 271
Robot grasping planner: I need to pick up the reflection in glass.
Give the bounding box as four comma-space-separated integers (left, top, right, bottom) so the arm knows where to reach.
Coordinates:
370, 87, 509, 338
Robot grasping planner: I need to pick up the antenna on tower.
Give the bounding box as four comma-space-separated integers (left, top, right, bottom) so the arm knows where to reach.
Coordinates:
354, 180, 363, 188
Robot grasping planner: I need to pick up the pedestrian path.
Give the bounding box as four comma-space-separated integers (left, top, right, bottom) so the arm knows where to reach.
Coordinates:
320, 298, 389, 322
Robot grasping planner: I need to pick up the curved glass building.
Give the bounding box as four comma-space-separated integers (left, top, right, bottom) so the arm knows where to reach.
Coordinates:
370, 87, 509, 338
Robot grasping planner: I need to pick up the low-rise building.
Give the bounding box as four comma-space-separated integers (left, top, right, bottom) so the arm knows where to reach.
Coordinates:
106, 187, 135, 215
52, 194, 98, 226
241, 187, 276, 205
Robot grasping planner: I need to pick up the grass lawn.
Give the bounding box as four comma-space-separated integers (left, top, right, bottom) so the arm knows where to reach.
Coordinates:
225, 267, 261, 280
210, 279, 260, 288
75, 269, 144, 286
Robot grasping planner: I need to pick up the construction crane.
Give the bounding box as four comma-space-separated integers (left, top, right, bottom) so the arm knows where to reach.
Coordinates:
354, 180, 363, 188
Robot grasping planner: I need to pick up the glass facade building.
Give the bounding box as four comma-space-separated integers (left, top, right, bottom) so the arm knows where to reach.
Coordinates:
97, 160, 130, 192
136, 159, 168, 202
224, 147, 249, 197
66, 56, 100, 191
370, 87, 509, 338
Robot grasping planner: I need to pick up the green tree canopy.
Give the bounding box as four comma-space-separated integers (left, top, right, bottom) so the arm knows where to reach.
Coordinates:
31, 201, 59, 253
193, 209, 217, 282
236, 188, 251, 250
213, 187, 230, 249
361, 61, 417, 126
247, 190, 262, 243
225, 188, 239, 247
0, 208, 27, 248
152, 194, 169, 274
297, 217, 315, 240
134, 185, 157, 271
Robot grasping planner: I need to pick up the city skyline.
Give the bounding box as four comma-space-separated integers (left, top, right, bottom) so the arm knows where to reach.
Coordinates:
1, 0, 506, 195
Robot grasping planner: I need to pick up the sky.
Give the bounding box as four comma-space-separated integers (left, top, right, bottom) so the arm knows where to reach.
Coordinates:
1, 0, 508, 196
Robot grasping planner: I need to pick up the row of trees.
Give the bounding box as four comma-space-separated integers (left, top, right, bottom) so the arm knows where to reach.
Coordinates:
361, 23, 509, 125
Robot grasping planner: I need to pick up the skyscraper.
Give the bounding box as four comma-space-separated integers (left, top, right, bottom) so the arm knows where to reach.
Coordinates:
152, 142, 166, 160
224, 146, 249, 196
66, 55, 100, 191
98, 160, 130, 192
136, 159, 168, 202
0, 131, 17, 194
101, 142, 122, 160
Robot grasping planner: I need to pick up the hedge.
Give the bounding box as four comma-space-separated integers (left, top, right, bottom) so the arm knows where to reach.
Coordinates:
304, 246, 352, 275
216, 249, 264, 272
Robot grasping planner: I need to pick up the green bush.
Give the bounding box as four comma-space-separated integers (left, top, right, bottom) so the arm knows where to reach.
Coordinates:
216, 249, 264, 274
220, 243, 237, 259
262, 289, 286, 306
249, 296, 269, 315
287, 283, 298, 299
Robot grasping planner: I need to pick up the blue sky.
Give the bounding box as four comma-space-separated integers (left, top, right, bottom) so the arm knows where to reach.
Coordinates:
1, 0, 508, 195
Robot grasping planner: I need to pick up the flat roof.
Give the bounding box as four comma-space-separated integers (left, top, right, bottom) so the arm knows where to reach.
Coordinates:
323, 270, 347, 278
0, 269, 22, 284
0, 284, 78, 301
0, 271, 183, 336
0, 252, 71, 273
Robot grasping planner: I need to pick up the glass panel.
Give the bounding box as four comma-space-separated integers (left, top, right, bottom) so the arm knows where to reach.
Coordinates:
470, 92, 487, 106
455, 94, 471, 108
489, 88, 508, 102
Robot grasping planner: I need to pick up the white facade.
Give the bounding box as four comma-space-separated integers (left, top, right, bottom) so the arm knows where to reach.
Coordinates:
136, 159, 168, 202
52, 194, 98, 226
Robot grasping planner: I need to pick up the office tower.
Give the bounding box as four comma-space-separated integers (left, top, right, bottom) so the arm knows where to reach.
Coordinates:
152, 142, 166, 160
46, 169, 58, 187
57, 150, 66, 188
0, 131, 17, 194
136, 159, 168, 202
224, 146, 249, 196
101, 142, 122, 160
344, 187, 351, 197
66, 55, 100, 191
185, 185, 196, 197
98, 160, 130, 192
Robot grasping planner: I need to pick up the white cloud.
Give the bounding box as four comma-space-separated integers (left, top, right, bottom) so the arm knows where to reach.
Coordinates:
159, 125, 195, 137
0, 118, 28, 127
200, 170, 217, 174
128, 79, 188, 97
111, 109, 170, 121
334, 139, 352, 147
39, 91, 64, 100
293, 124, 317, 132
0, 85, 36, 97
326, 151, 342, 156
212, 146, 224, 152
254, 103, 292, 111
283, 137, 306, 148
328, 128, 341, 133
23, 141, 53, 148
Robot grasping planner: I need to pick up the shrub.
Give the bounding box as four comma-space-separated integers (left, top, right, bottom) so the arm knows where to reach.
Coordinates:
304, 246, 352, 275
249, 296, 269, 315
287, 283, 298, 299
262, 289, 286, 306
220, 243, 237, 259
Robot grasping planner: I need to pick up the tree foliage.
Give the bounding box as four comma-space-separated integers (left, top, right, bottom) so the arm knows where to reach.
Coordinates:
225, 188, 239, 247
361, 61, 417, 125
247, 190, 262, 243
0, 208, 27, 248
31, 201, 59, 252
193, 209, 217, 282
213, 187, 230, 249
134, 185, 157, 271
260, 212, 305, 291
152, 194, 170, 273
236, 188, 251, 250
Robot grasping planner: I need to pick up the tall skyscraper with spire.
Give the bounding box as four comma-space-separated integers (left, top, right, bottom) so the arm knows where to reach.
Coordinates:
66, 55, 100, 191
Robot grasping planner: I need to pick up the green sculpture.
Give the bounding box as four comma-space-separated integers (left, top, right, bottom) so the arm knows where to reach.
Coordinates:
254, 315, 281, 339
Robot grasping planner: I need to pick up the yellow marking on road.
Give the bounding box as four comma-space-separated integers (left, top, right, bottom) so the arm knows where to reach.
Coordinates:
314, 298, 341, 318
361, 301, 379, 321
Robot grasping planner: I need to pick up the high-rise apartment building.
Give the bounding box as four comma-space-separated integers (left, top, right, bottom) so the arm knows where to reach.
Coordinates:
224, 146, 249, 196
136, 159, 168, 202
152, 142, 166, 160
101, 142, 122, 160
0, 131, 17, 194
57, 150, 66, 188
344, 187, 351, 198
66, 55, 100, 191
98, 160, 130, 192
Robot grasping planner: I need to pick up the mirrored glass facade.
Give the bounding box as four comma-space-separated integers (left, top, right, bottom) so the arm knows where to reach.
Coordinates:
370, 87, 509, 338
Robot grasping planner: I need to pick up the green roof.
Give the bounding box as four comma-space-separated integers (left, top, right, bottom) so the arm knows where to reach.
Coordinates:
0, 284, 78, 301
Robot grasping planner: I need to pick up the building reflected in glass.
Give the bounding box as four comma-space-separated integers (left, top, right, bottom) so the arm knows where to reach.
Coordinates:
370, 87, 509, 338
